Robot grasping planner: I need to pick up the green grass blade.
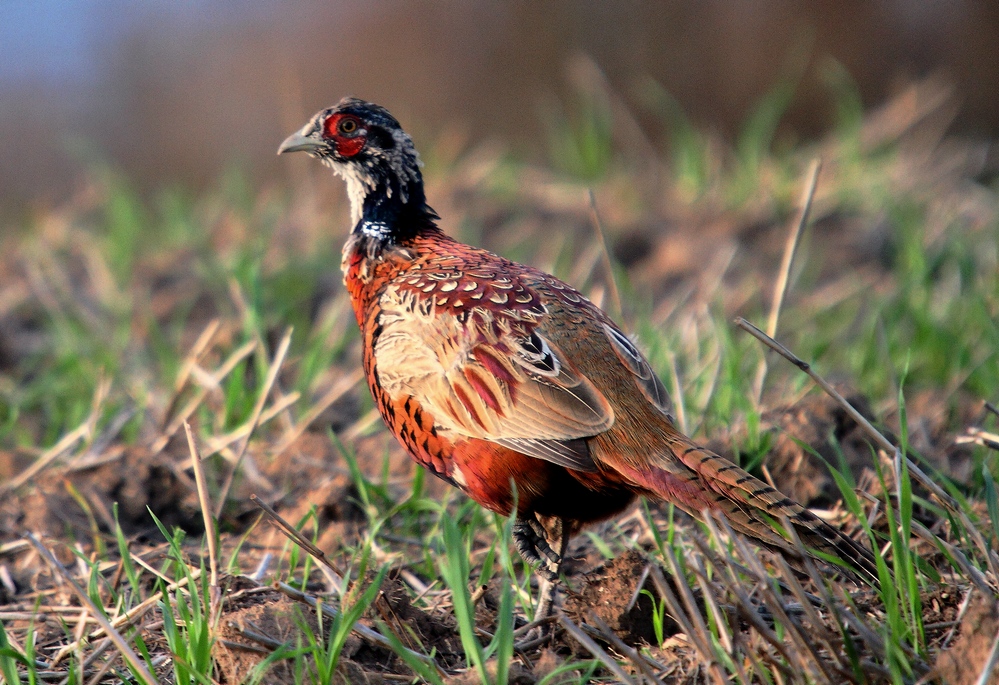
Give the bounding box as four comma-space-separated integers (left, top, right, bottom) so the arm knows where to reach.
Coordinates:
439, 514, 488, 683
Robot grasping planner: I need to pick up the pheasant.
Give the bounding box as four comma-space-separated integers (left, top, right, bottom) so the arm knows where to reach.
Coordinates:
278, 98, 880, 613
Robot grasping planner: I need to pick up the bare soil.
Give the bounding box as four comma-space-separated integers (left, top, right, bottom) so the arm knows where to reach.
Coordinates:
933, 594, 999, 685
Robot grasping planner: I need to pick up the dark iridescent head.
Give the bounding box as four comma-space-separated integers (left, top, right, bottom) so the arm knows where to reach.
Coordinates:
278, 98, 433, 231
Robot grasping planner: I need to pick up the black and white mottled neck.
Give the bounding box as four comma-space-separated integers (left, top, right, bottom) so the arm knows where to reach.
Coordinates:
326, 130, 439, 248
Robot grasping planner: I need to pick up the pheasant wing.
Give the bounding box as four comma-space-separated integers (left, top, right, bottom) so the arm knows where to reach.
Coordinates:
373, 282, 614, 472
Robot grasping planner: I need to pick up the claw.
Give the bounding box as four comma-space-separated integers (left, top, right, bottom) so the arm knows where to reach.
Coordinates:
526, 518, 562, 564
513, 519, 560, 580
513, 523, 541, 564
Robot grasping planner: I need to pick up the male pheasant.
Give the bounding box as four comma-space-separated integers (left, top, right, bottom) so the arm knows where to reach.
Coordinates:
278, 98, 880, 605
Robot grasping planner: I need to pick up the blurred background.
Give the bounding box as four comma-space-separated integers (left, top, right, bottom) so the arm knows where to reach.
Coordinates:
3, 0, 999, 212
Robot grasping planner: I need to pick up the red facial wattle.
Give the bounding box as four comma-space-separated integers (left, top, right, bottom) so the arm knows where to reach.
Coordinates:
323, 113, 366, 158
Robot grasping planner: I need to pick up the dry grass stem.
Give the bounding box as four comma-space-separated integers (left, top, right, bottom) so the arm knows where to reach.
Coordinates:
941, 588, 975, 649
343, 408, 384, 442
975, 626, 999, 685
206, 392, 301, 457
250, 494, 345, 579
647, 563, 727, 685
214, 327, 294, 516
766, 159, 822, 340
753, 158, 822, 404
585, 611, 663, 683
739, 553, 835, 683
769, 548, 843, 657
697, 517, 800, 672
558, 612, 637, 685
587, 189, 623, 320
688, 560, 735, 657
2, 379, 109, 494
153, 339, 258, 454
177, 319, 221, 389
52, 567, 200, 664
736, 315, 997, 575
274, 581, 443, 674
957, 427, 999, 452
24, 534, 160, 685
661, 545, 717, 664
272, 368, 365, 458
165, 319, 221, 425
511, 615, 557, 639
184, 421, 221, 625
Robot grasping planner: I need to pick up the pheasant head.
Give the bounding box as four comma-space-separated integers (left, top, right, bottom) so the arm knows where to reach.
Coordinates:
278, 97, 437, 239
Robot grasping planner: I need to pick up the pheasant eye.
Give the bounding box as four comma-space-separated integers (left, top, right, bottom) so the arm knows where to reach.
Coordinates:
338, 118, 359, 135
325, 114, 367, 157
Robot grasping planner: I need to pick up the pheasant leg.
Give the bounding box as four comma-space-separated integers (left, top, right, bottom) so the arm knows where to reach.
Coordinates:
531, 517, 568, 624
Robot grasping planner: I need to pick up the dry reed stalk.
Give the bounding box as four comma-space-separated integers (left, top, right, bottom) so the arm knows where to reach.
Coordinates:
752, 158, 821, 405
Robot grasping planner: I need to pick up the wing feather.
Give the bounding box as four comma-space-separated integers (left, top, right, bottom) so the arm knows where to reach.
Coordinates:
602, 322, 674, 420
372, 282, 613, 471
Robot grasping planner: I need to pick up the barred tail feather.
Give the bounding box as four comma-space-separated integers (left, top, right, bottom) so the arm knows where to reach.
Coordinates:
637, 436, 882, 587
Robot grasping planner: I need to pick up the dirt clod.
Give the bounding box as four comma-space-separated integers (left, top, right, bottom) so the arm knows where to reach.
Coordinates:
215, 587, 314, 684
377, 573, 463, 662
934, 594, 999, 685
444, 661, 535, 684
214, 578, 389, 685
761, 393, 880, 506
564, 550, 669, 647
4, 442, 202, 547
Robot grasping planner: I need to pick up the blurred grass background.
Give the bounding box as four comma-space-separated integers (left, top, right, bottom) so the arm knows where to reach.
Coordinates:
3, 1, 999, 210
2, 0, 998, 499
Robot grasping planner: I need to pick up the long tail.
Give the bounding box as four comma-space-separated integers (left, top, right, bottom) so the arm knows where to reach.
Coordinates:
631, 434, 882, 587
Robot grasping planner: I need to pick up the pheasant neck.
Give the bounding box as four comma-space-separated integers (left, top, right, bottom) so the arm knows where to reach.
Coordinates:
354, 175, 436, 244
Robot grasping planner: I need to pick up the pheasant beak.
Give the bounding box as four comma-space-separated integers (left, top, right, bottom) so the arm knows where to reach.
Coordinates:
277, 131, 323, 155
